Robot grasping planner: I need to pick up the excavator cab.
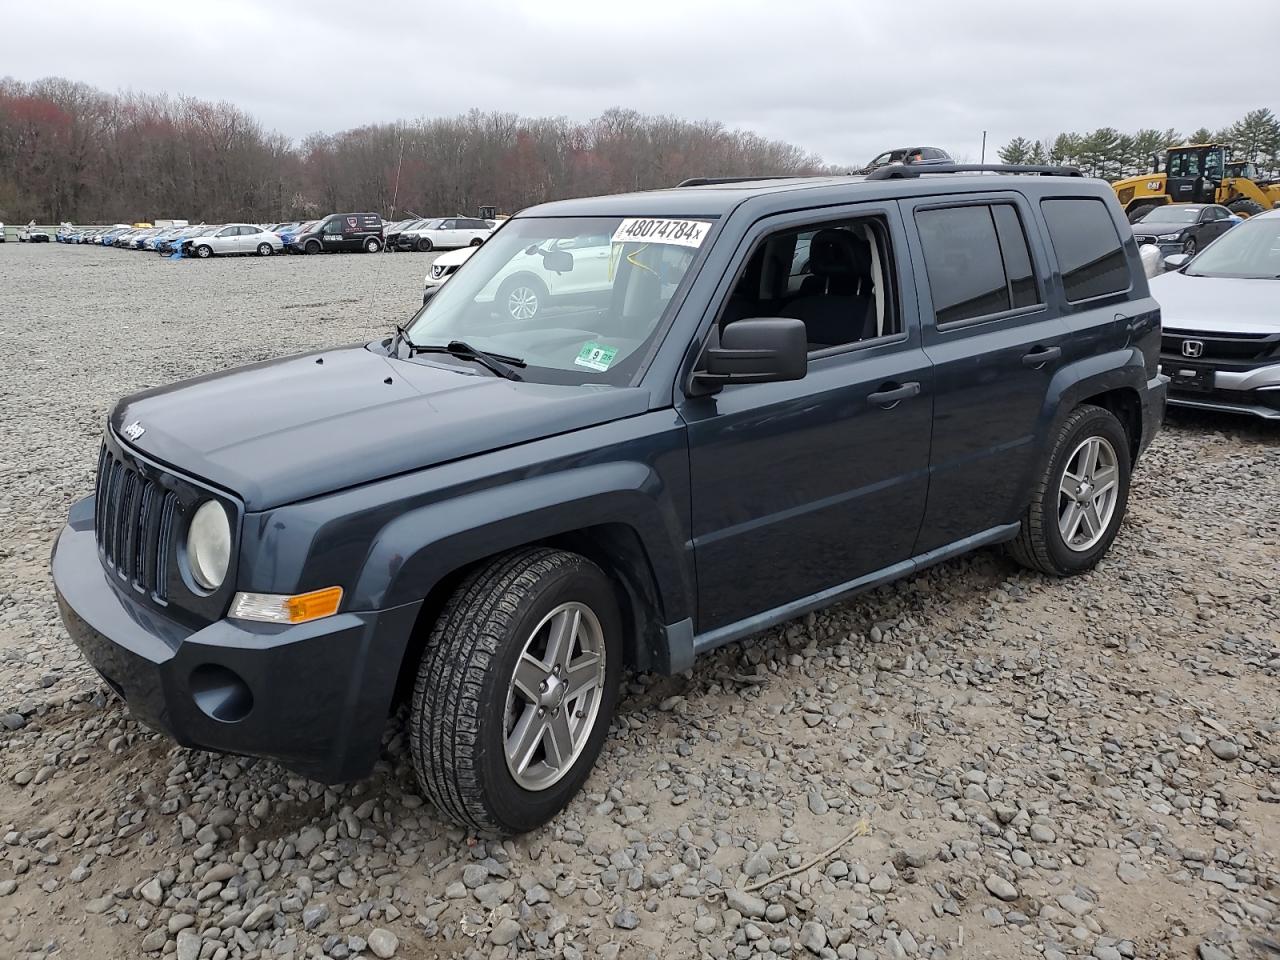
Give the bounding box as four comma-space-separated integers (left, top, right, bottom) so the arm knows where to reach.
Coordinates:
1164, 144, 1225, 204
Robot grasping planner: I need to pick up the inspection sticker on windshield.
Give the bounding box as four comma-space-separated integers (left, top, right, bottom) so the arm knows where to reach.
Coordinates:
574, 341, 618, 372
611, 218, 711, 248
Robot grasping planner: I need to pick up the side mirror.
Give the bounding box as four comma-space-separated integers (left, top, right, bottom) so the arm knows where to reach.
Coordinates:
1162, 253, 1190, 271
542, 249, 573, 273
694, 318, 808, 389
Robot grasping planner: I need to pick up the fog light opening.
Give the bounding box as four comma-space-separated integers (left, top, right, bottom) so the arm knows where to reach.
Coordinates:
189, 664, 253, 723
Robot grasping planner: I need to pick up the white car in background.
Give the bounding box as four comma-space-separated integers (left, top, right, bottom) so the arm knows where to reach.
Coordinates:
1151, 208, 1280, 420
396, 217, 492, 252
0, 222, 5, 242
184, 223, 283, 258
422, 245, 477, 302
472, 231, 615, 321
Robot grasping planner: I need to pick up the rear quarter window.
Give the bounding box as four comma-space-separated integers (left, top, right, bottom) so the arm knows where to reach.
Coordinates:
1040, 198, 1130, 302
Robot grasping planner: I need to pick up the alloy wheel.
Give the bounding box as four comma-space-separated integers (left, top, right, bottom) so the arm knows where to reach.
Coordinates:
507, 286, 539, 321
1057, 436, 1120, 552
503, 601, 607, 791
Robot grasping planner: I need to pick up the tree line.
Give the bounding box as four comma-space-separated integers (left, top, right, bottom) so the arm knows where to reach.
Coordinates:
998, 108, 1280, 180
0, 77, 828, 224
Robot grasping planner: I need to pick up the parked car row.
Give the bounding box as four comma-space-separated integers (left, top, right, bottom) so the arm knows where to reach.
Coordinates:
47, 212, 498, 259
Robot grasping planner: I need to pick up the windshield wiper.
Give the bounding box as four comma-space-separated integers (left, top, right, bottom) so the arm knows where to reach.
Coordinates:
407, 339, 525, 380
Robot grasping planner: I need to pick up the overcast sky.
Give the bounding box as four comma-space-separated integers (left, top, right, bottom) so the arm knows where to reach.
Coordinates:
7, 1, 1278, 166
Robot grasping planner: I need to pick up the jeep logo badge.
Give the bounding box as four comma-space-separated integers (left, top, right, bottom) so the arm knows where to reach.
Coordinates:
1181, 340, 1205, 359
122, 420, 146, 441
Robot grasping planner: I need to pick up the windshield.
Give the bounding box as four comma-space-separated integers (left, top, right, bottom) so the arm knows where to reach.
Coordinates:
1141, 206, 1200, 224
404, 215, 710, 385
1184, 215, 1280, 279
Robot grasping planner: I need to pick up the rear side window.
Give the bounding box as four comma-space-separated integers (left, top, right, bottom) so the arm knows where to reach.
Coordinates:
1040, 198, 1130, 302
916, 203, 1043, 326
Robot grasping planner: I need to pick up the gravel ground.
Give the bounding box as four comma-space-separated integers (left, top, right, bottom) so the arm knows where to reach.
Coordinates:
1, 241, 1278, 960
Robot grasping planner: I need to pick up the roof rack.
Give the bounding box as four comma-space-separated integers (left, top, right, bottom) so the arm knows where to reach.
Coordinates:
675, 176, 794, 187
867, 163, 1083, 180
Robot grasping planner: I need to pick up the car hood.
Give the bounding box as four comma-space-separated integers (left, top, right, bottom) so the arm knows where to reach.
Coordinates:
110, 344, 650, 511
1151, 270, 1280, 334
1132, 222, 1189, 235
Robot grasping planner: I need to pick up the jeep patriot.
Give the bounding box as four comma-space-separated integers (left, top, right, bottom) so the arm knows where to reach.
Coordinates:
53, 165, 1168, 834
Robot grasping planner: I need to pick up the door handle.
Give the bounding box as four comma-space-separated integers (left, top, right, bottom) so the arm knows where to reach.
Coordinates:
1021, 346, 1062, 369
867, 381, 921, 408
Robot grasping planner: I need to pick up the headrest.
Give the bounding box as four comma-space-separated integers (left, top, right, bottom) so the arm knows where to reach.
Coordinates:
808, 229, 871, 277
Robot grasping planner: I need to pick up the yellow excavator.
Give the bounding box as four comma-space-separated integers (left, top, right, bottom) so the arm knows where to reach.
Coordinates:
1113, 143, 1280, 222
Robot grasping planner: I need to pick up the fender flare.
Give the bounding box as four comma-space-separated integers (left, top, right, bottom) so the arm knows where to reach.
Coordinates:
352, 461, 694, 624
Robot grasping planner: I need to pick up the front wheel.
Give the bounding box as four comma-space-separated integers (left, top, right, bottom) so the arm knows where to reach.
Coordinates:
469, 237, 484, 247
257, 242, 273, 257
304, 239, 322, 255
417, 237, 433, 252
409, 548, 622, 834
195, 244, 213, 259
1183, 237, 1197, 255
1008, 404, 1131, 576
496, 275, 548, 322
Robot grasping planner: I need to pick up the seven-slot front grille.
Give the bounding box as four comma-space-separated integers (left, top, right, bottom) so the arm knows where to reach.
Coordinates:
94, 444, 178, 601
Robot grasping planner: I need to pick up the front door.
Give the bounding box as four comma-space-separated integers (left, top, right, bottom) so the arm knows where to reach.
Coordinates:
902, 194, 1069, 550
678, 205, 933, 633
322, 218, 346, 251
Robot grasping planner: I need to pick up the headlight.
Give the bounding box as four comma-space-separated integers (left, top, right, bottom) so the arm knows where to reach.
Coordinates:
187, 500, 231, 591
1157, 233, 1182, 241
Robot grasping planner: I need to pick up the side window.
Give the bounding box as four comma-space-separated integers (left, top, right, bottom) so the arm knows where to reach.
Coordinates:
239, 225, 257, 236
323, 220, 342, 235
916, 205, 1027, 326
991, 205, 1041, 309
217, 226, 237, 237
719, 215, 900, 353
1040, 198, 1130, 303
440, 220, 456, 230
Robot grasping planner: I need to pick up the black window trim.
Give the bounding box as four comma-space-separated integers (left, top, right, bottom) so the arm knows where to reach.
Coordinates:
1039, 195, 1134, 307
912, 195, 1050, 333
706, 208, 909, 368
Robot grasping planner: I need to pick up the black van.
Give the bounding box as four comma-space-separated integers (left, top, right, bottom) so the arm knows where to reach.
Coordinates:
288, 213, 384, 254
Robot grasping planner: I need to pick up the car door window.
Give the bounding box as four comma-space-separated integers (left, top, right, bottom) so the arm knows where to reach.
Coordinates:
1040, 198, 1130, 303
323, 220, 342, 235
718, 215, 900, 351
916, 204, 1042, 326
217, 227, 237, 237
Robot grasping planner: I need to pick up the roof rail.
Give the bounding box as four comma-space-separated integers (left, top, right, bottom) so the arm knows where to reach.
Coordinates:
675, 176, 793, 187
867, 163, 1083, 180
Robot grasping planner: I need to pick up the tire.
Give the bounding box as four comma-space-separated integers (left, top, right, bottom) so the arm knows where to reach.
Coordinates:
1227, 198, 1264, 218
195, 244, 213, 259
257, 242, 273, 257
1183, 237, 1197, 255
496, 275, 548, 322
417, 237, 433, 252
364, 237, 382, 253
304, 239, 322, 255
1126, 202, 1160, 223
409, 547, 622, 835
1008, 404, 1131, 577
469, 237, 483, 247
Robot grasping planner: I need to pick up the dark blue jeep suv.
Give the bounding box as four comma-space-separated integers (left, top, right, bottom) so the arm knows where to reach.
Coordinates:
52, 165, 1167, 834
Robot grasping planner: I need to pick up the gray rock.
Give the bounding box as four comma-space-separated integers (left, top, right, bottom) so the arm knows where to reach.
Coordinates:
368, 928, 398, 958
141, 928, 167, 953
0, 713, 25, 730
725, 889, 768, 919
462, 863, 489, 888
295, 826, 325, 857
808, 790, 829, 815
614, 908, 640, 930
742, 850, 772, 878
984, 875, 1018, 902
1198, 945, 1232, 960
491, 918, 521, 946
139, 877, 164, 906
243, 902, 275, 931
800, 921, 828, 954
303, 903, 330, 931
1208, 740, 1240, 761
1093, 946, 1122, 960
176, 929, 200, 960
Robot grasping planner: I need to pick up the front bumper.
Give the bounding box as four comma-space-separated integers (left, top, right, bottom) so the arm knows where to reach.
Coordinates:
52, 496, 422, 783
1160, 360, 1280, 419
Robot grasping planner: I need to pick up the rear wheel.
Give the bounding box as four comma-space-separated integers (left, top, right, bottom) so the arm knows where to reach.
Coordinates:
409, 548, 622, 834
1227, 198, 1264, 218
257, 242, 273, 257
1008, 404, 1131, 577
364, 237, 382, 253
417, 237, 433, 252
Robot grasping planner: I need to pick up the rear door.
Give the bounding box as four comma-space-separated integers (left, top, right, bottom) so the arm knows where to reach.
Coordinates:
902, 192, 1069, 550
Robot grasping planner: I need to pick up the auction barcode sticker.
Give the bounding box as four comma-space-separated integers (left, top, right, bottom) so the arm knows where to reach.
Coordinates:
611, 218, 712, 248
